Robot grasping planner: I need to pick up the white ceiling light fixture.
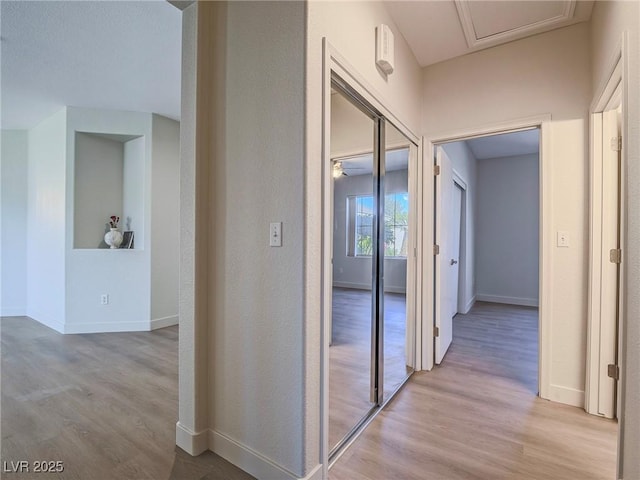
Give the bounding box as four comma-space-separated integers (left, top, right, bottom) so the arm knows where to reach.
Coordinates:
376, 24, 395, 75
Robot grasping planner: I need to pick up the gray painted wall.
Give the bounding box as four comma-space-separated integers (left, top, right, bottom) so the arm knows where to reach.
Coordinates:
442, 141, 477, 313
74, 133, 124, 248
476, 153, 539, 306
207, 2, 306, 476
1, 130, 28, 316
150, 115, 180, 322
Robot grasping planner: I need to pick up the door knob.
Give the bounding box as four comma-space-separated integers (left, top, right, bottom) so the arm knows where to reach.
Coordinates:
450, 259, 458, 265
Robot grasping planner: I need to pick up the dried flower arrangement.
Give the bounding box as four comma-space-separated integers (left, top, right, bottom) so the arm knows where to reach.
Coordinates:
109, 215, 120, 229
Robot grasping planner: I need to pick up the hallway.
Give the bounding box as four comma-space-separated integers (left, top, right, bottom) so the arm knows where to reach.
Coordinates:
330, 302, 618, 479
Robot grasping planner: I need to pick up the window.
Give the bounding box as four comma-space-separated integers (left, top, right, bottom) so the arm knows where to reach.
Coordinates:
348, 192, 409, 258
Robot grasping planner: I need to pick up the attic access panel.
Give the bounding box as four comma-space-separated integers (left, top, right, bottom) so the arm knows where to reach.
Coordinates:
455, 0, 580, 49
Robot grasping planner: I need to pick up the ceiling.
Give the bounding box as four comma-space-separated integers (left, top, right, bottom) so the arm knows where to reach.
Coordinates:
337, 148, 409, 176
1, 1, 594, 131
464, 129, 540, 160
385, 0, 594, 67
1, 1, 182, 130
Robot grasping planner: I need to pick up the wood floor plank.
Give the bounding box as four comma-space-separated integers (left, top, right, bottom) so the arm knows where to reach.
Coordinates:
1, 316, 254, 480
3, 303, 617, 479
330, 302, 618, 480
329, 287, 411, 450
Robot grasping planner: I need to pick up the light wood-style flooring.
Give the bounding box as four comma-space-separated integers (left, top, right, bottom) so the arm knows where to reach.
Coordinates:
330, 302, 618, 480
1, 316, 254, 480
3, 303, 618, 479
329, 288, 411, 450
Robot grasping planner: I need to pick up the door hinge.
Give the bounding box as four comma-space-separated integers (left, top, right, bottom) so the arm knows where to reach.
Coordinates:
434, 164, 441, 176
433, 244, 440, 255
435, 326, 440, 337
610, 136, 622, 152
608, 364, 620, 380
610, 248, 622, 264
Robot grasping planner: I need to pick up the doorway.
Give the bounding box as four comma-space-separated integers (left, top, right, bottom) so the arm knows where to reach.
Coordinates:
326, 75, 417, 461
433, 129, 541, 393
586, 64, 624, 420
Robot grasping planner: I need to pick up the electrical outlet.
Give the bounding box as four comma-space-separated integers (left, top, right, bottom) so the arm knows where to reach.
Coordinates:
100, 294, 109, 305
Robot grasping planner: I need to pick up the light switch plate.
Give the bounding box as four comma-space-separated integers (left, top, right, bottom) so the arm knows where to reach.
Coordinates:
557, 231, 570, 247
270, 222, 282, 247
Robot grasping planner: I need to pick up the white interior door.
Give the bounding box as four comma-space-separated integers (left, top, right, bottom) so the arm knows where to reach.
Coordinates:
598, 108, 620, 418
435, 147, 456, 364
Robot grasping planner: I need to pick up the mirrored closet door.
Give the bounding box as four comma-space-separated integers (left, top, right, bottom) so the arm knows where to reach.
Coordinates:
328, 75, 416, 459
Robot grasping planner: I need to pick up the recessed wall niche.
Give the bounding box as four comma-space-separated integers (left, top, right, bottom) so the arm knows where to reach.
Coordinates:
73, 132, 145, 249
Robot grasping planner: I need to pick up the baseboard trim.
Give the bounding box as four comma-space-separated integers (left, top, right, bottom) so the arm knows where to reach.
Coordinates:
301, 464, 323, 480
333, 281, 406, 294
176, 422, 209, 456
64, 321, 150, 334
460, 295, 476, 314
548, 384, 584, 408
151, 315, 179, 330
209, 429, 303, 480
475, 294, 538, 307
1, 307, 27, 317
26, 309, 64, 333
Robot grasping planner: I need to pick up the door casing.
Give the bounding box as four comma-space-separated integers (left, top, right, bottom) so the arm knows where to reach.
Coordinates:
586, 43, 625, 421
423, 116, 551, 405
320, 39, 422, 475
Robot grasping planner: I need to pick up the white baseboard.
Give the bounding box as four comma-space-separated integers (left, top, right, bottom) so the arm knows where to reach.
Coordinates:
176, 422, 209, 456
460, 295, 476, 314
301, 464, 323, 480
333, 281, 406, 294
1, 307, 27, 317
548, 384, 584, 408
64, 321, 151, 334
475, 294, 538, 307
26, 309, 65, 333
25, 314, 176, 334
151, 315, 179, 330
210, 429, 308, 480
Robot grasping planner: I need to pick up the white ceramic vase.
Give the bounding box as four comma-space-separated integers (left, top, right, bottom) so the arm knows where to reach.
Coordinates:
104, 228, 123, 249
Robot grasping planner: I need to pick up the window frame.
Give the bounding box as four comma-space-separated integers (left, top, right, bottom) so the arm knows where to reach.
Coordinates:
347, 191, 409, 259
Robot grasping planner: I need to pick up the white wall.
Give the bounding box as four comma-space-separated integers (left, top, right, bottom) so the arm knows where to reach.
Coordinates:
332, 169, 408, 293
123, 136, 145, 246
1, 130, 28, 316
207, 2, 306, 478
423, 23, 591, 407
65, 107, 153, 333
442, 141, 477, 313
330, 90, 409, 156
330, 92, 373, 156
310, 2, 423, 132
26, 108, 67, 332
476, 153, 539, 307
176, 0, 207, 457
590, 2, 640, 478
74, 133, 124, 249
24, 106, 177, 334
150, 114, 180, 326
